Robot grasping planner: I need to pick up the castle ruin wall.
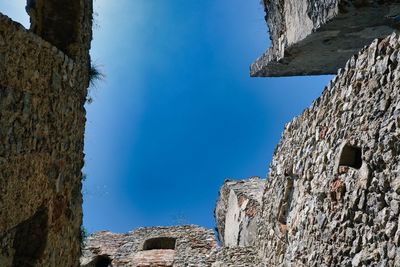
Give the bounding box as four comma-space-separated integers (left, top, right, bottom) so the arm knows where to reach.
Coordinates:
257, 32, 400, 266
81, 225, 218, 267
251, 0, 400, 77
0, 0, 92, 265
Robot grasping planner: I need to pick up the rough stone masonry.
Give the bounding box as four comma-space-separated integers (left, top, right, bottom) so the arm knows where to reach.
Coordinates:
257, 32, 400, 266
81, 225, 264, 267
81, 226, 218, 267
0, 1, 92, 266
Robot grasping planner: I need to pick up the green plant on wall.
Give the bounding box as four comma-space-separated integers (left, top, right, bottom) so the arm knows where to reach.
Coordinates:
87, 62, 105, 104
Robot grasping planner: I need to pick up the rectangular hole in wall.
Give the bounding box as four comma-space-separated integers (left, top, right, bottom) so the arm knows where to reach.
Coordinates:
339, 144, 362, 169
143, 237, 177, 250
277, 178, 294, 233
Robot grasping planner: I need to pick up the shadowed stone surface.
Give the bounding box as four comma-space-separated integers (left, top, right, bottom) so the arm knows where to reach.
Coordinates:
26, 0, 92, 61
10, 208, 48, 267
0, 0, 92, 266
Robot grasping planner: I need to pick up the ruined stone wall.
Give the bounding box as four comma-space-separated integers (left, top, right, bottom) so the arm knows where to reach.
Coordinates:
26, 0, 93, 62
0, 2, 91, 265
214, 177, 264, 247
81, 225, 218, 267
81, 225, 269, 266
257, 33, 400, 266
252, 1, 400, 76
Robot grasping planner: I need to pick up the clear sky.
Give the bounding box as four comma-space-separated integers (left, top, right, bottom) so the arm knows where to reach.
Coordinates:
1, 0, 332, 234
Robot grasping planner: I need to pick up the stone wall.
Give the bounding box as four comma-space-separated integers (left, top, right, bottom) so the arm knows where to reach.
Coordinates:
0, 1, 91, 265
214, 177, 264, 247
251, 0, 400, 77
81, 225, 218, 267
257, 32, 400, 266
210, 246, 263, 267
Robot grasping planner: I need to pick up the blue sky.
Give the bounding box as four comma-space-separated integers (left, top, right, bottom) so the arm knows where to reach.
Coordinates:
1, 0, 332, 233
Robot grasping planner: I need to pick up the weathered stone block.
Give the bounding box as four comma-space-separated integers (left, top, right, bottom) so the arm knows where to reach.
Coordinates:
251, 1, 400, 77
214, 177, 264, 247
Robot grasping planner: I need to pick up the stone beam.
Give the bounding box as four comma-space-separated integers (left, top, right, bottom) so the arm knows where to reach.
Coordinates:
251, 1, 400, 77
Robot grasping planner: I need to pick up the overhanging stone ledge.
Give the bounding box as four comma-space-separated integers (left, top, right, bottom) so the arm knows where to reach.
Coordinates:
251, 2, 400, 77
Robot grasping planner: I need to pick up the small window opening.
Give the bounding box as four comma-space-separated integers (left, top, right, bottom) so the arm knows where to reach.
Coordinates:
339, 144, 362, 169
143, 237, 176, 250
93, 255, 112, 267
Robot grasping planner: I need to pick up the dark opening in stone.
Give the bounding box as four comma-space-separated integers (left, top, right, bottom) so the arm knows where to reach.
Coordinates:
143, 237, 176, 250
277, 178, 294, 227
93, 255, 112, 267
339, 144, 362, 169
11, 207, 48, 267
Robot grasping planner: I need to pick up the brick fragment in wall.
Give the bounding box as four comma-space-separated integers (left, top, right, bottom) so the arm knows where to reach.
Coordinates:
256, 32, 400, 266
